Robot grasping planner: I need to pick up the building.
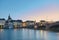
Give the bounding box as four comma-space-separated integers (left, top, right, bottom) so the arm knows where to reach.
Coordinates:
4, 14, 23, 29
4, 14, 13, 29
25, 20, 35, 28
22, 22, 27, 28
12, 20, 23, 28
39, 20, 47, 26
0, 18, 5, 29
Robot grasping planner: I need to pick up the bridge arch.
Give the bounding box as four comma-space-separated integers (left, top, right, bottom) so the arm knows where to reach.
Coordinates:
45, 22, 59, 29
48, 23, 59, 31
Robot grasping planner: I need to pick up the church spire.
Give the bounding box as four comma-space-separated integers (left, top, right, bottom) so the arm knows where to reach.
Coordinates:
8, 14, 12, 21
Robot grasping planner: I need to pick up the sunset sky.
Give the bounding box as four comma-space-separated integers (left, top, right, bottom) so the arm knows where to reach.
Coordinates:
0, 0, 59, 22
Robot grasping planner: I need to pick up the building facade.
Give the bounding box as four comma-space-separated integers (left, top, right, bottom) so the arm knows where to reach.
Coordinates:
0, 18, 5, 29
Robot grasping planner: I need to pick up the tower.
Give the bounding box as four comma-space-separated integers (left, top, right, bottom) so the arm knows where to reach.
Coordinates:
8, 14, 12, 21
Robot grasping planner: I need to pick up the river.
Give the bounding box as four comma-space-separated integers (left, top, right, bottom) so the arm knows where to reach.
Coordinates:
0, 28, 59, 40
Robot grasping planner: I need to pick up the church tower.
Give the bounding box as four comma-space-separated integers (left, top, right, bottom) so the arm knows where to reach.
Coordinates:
8, 14, 12, 21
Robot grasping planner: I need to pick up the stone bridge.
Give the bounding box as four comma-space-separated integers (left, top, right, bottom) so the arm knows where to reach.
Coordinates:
45, 22, 59, 29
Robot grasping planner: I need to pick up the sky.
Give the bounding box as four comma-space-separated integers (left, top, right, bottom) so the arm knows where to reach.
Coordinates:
0, 0, 59, 22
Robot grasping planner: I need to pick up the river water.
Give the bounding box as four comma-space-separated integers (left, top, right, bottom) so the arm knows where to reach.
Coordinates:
0, 28, 59, 40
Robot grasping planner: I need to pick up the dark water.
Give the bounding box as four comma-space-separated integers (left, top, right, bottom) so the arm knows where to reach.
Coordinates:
0, 28, 59, 40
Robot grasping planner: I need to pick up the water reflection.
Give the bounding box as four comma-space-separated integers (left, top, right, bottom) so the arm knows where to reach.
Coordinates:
0, 29, 59, 40
0, 29, 4, 32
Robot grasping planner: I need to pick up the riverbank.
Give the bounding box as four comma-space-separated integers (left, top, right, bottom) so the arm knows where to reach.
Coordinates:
0, 27, 59, 32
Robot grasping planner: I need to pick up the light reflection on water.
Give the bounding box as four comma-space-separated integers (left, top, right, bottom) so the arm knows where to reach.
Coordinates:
0, 28, 59, 40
